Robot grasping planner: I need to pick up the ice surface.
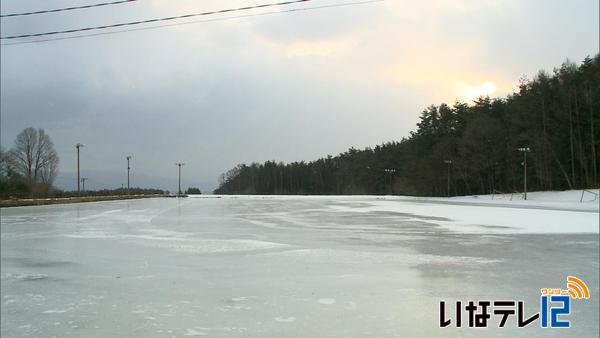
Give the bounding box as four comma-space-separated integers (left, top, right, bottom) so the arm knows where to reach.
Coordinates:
1, 195, 598, 337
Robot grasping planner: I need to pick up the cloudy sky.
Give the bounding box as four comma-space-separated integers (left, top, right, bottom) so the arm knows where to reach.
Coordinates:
1, 0, 598, 192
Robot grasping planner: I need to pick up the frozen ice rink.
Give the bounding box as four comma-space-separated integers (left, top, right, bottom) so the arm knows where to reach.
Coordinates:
1, 195, 599, 337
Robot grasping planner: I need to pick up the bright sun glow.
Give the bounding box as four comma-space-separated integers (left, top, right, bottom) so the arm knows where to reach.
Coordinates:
459, 81, 497, 101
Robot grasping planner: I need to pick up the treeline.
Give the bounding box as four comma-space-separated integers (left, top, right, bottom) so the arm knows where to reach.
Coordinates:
53, 187, 166, 198
1, 179, 166, 199
214, 55, 599, 196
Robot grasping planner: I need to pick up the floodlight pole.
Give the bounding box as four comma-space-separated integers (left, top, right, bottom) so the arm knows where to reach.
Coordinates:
176, 162, 185, 195
444, 160, 452, 197
76, 143, 84, 195
384, 168, 396, 194
126, 156, 132, 196
518, 147, 531, 200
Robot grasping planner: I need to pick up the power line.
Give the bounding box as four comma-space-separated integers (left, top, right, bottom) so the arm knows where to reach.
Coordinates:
0, 0, 311, 40
0, 0, 383, 46
1, 0, 136, 18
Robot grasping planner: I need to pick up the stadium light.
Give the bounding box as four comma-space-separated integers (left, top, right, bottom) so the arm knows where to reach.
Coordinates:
517, 147, 531, 200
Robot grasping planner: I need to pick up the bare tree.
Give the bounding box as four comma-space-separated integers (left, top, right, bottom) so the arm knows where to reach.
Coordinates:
39, 154, 59, 186
0, 146, 9, 177
8, 128, 59, 190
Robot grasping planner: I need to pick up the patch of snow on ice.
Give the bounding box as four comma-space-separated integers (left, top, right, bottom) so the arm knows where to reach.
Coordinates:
318, 298, 336, 305
184, 328, 207, 336
275, 316, 296, 323
42, 310, 67, 314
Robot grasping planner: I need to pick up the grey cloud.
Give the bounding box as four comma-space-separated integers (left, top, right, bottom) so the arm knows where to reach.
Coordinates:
2, 0, 597, 192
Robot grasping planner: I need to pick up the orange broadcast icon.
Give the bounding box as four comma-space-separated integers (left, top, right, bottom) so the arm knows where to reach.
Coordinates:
566, 276, 590, 300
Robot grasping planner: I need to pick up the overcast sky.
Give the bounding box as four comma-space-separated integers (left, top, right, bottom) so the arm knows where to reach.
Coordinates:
1, 0, 598, 192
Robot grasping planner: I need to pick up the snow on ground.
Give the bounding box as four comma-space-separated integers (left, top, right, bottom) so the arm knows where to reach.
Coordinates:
345, 189, 599, 234
206, 189, 599, 234
444, 188, 598, 210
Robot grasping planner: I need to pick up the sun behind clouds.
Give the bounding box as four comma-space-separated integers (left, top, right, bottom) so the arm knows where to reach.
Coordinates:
458, 81, 497, 102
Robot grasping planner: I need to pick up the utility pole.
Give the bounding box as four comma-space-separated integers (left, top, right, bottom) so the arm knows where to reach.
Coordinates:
175, 162, 185, 195
76, 143, 84, 195
80, 177, 88, 193
126, 156, 132, 196
444, 160, 452, 197
518, 147, 531, 200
